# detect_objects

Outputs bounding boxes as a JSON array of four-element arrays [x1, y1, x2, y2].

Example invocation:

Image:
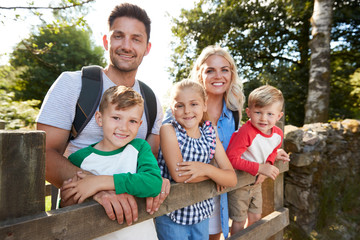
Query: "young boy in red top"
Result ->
[[226, 85, 286, 235]]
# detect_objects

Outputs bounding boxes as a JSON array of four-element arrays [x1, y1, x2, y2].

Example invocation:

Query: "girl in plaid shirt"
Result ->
[[155, 79, 237, 240]]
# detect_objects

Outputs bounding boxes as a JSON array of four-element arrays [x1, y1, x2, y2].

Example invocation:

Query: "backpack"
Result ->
[[70, 66, 157, 140]]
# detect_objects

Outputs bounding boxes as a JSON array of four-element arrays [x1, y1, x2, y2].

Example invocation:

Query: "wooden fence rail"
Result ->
[[0, 130, 289, 240]]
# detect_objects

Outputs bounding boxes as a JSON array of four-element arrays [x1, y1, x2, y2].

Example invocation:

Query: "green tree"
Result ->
[[0, 0, 95, 24], [170, 0, 360, 126], [9, 23, 105, 102]]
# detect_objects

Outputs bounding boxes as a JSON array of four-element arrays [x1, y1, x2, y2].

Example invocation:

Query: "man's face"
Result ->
[[104, 16, 151, 73]]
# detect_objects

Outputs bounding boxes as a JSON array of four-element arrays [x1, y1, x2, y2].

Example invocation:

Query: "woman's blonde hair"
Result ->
[[190, 45, 245, 114]]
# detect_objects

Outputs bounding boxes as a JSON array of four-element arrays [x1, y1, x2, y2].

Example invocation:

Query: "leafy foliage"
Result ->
[[0, 0, 102, 129], [9, 23, 106, 102], [0, 0, 95, 25], [170, 0, 360, 126], [0, 89, 40, 130]]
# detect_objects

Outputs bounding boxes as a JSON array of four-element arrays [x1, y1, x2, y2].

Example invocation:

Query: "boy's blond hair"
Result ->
[[248, 85, 284, 109], [99, 86, 144, 114]]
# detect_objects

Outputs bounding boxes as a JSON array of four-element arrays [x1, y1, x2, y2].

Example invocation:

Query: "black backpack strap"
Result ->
[[138, 80, 157, 139], [231, 110, 240, 131], [70, 66, 103, 140]]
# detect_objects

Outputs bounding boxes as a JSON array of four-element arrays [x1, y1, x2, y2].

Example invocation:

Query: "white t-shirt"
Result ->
[[36, 70, 163, 157]]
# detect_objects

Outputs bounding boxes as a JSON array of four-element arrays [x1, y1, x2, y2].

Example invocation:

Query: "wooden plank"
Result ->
[[261, 178, 275, 217], [271, 170, 285, 240], [259, 162, 288, 217], [0, 161, 288, 239], [228, 208, 289, 240], [262, 165, 286, 240], [0, 131, 46, 221]]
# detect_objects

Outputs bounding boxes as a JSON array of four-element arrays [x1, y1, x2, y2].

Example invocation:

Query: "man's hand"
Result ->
[[93, 191, 138, 225], [146, 178, 170, 215]]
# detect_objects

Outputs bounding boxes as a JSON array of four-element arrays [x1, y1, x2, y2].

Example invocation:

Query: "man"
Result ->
[[36, 3, 169, 227]]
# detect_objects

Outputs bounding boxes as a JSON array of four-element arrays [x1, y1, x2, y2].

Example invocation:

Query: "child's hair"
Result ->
[[170, 79, 207, 105], [248, 85, 284, 109], [170, 79, 208, 125], [99, 86, 144, 114]]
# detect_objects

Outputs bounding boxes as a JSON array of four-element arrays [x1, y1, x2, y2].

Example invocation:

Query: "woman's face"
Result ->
[[201, 55, 232, 96]]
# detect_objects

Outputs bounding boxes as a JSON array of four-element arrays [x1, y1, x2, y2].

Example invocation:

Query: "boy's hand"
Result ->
[[61, 172, 100, 203], [146, 178, 170, 215], [60, 173, 81, 207], [276, 149, 290, 163], [258, 163, 279, 180], [254, 174, 267, 185]]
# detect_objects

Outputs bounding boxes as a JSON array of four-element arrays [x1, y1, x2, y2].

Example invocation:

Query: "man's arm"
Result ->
[[145, 133, 170, 214], [39, 122, 140, 225], [37, 123, 81, 188], [146, 133, 160, 159]]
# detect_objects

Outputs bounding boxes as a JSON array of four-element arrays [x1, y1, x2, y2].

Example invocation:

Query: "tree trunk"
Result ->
[[304, 0, 334, 124]]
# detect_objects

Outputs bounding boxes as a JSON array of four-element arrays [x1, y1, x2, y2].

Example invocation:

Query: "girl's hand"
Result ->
[[176, 161, 208, 183], [216, 184, 227, 192]]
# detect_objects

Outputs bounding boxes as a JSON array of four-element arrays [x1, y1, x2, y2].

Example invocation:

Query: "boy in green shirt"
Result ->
[[62, 86, 162, 239]]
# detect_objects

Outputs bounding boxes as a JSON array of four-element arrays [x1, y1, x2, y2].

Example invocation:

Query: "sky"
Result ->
[[0, 0, 197, 103]]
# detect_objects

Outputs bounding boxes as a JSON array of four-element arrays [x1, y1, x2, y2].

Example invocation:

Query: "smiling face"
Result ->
[[246, 101, 283, 135], [200, 55, 232, 97], [171, 87, 207, 135], [103, 16, 151, 73], [95, 103, 143, 151]]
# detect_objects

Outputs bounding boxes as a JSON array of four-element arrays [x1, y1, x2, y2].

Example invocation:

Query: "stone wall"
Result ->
[[283, 119, 360, 237]]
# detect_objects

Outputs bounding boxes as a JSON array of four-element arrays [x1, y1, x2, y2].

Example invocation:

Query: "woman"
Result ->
[[191, 45, 244, 240]]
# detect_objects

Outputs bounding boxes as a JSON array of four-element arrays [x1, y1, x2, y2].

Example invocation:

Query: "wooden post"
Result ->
[[0, 130, 46, 221], [261, 108, 286, 240]]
